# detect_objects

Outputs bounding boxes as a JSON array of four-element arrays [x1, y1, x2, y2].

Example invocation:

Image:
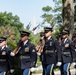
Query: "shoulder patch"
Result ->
[[32, 49, 35, 52]]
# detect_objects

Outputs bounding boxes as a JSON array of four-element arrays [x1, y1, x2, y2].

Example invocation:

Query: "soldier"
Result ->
[[36, 32, 46, 75], [36, 32, 45, 56], [60, 29, 75, 75], [0, 37, 14, 75], [71, 34, 76, 67], [11, 31, 37, 75], [42, 27, 61, 75]]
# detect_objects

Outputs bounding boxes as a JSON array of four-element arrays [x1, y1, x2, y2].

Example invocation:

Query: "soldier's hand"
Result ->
[[56, 62, 62, 66], [10, 69, 14, 73], [71, 62, 76, 67], [37, 52, 41, 56], [10, 52, 15, 56], [65, 44, 69, 47], [30, 67, 36, 72]]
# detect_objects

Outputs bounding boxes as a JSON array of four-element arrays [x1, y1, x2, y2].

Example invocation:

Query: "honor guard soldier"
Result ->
[[60, 29, 75, 75], [36, 32, 46, 75], [36, 32, 45, 56], [42, 27, 61, 75], [0, 37, 14, 75], [11, 31, 37, 75], [71, 34, 76, 67]]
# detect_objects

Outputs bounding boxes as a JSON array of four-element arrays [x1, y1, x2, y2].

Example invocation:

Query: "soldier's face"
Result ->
[[0, 41, 7, 47], [45, 31, 52, 38], [62, 34, 67, 38], [21, 36, 28, 42], [40, 36, 44, 40]]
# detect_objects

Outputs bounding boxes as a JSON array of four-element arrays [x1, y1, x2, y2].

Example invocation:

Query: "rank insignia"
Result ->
[[32, 49, 35, 52], [50, 42, 52, 46], [2, 51, 6, 55], [25, 47, 29, 52], [65, 43, 69, 47]]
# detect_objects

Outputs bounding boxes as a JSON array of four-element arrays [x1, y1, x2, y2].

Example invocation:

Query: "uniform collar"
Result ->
[[47, 36, 52, 40], [23, 40, 28, 46], [1, 45, 7, 50], [1, 46, 5, 50], [64, 38, 68, 43]]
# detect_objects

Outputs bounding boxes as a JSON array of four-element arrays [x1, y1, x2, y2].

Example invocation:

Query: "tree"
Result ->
[[42, 0, 75, 39], [62, 0, 74, 38], [41, 6, 54, 27], [41, 0, 62, 27], [0, 11, 24, 44], [74, 0, 76, 28], [41, 0, 63, 38]]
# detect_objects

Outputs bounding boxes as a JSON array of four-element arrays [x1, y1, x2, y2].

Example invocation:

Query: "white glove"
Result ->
[[37, 52, 41, 56], [30, 67, 36, 72], [10, 69, 14, 73], [71, 62, 76, 67], [57, 62, 62, 66], [10, 52, 15, 56]]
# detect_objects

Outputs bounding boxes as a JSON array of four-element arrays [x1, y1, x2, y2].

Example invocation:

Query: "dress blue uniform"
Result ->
[[37, 32, 46, 75], [60, 30, 75, 75], [16, 31, 37, 75], [0, 37, 14, 75], [42, 27, 61, 75], [72, 34, 76, 63]]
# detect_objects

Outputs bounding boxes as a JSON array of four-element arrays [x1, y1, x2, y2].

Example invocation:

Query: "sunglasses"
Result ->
[[0, 40, 5, 43], [21, 34, 28, 37], [45, 30, 50, 33]]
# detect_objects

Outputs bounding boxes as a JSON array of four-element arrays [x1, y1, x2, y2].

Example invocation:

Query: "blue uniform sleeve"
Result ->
[[30, 44, 37, 67], [6, 46, 14, 69], [70, 42, 76, 62], [54, 39, 61, 62]]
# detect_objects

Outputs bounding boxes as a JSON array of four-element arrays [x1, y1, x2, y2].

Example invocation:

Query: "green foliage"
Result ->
[[52, 26, 62, 38], [41, 0, 63, 38], [29, 33, 40, 46], [42, 6, 52, 12], [7, 42, 16, 50], [0, 11, 24, 44], [41, 0, 62, 27]]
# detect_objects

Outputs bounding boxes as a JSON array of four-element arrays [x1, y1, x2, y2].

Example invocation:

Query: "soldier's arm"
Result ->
[[54, 39, 61, 62], [70, 42, 76, 62], [6, 46, 14, 69], [30, 44, 37, 67]]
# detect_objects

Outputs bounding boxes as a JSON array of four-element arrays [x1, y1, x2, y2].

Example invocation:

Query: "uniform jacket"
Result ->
[[74, 46, 76, 62], [17, 41, 37, 70], [70, 41, 76, 62], [0, 46, 14, 71], [61, 38, 74, 63], [43, 37, 61, 65]]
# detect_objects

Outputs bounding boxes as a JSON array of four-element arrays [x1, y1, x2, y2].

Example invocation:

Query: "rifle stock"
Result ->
[[12, 40, 23, 55], [36, 37, 45, 54], [12, 24, 41, 55]]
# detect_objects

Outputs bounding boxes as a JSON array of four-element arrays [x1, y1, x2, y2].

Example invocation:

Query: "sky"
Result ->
[[0, 0, 54, 32]]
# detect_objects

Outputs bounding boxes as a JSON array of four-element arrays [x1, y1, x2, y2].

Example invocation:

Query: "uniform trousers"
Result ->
[[22, 68, 31, 75], [43, 64, 55, 75], [60, 63, 71, 75], [42, 64, 46, 75], [0, 72, 4, 75]]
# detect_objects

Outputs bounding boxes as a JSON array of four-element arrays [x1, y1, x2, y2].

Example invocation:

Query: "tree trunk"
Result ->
[[62, 0, 74, 39]]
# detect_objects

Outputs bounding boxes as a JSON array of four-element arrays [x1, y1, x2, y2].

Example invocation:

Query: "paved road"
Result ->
[[32, 65, 76, 75], [33, 69, 76, 75]]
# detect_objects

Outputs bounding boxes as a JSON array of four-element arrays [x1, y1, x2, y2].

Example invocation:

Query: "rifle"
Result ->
[[36, 33, 46, 54], [32, 24, 40, 31], [11, 40, 23, 55], [11, 24, 41, 55]]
